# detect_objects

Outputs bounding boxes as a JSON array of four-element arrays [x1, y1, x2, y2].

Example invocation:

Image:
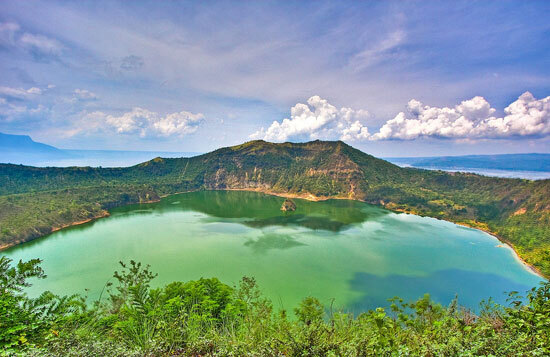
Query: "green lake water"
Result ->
[[3, 190, 543, 313]]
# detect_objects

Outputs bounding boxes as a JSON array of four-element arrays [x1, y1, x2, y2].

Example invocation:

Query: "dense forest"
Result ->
[[1, 257, 549, 356], [1, 140, 549, 276]]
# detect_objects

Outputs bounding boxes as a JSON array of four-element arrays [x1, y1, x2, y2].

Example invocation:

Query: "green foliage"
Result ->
[[2, 258, 548, 356], [0, 184, 160, 249], [506, 283, 550, 353], [0, 257, 83, 354], [294, 297, 324, 326], [0, 256, 45, 351]]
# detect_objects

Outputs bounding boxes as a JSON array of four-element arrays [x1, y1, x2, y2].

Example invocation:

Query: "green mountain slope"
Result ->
[[1, 140, 549, 276]]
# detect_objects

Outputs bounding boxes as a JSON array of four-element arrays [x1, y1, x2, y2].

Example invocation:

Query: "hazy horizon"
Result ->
[[2, 131, 549, 180]]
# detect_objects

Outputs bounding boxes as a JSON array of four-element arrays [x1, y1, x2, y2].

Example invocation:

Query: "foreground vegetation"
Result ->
[[1, 257, 549, 356], [1, 140, 549, 276]]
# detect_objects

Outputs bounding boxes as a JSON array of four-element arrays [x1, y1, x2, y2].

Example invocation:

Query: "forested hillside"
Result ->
[[1, 140, 549, 276]]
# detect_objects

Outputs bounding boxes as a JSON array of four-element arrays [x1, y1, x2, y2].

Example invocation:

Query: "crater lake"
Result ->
[[4, 190, 543, 313]]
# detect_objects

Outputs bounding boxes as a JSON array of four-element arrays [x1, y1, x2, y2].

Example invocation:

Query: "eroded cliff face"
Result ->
[[203, 166, 365, 197]]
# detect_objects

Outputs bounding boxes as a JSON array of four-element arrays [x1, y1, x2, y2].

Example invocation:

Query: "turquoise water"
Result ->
[[3, 190, 543, 313]]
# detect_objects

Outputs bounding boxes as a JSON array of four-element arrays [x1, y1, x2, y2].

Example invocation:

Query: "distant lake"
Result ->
[[403, 166, 550, 180], [3, 191, 543, 313], [386, 154, 550, 180]]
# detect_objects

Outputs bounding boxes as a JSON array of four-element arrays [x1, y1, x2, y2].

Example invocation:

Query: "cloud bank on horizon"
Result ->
[[0, 0, 548, 155], [251, 92, 550, 142]]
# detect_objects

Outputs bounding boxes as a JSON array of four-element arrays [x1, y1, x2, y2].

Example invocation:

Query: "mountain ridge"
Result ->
[[0, 132, 199, 167], [0, 140, 549, 277], [0, 132, 65, 154]]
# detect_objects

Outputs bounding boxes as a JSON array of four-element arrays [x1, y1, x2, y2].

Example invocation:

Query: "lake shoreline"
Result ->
[[221, 188, 545, 279], [51, 212, 111, 233], [0, 211, 111, 252], [1, 188, 546, 280], [458, 224, 543, 278]]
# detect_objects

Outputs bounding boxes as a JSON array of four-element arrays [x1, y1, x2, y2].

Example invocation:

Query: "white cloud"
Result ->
[[20, 33, 64, 55], [0, 21, 63, 56], [370, 92, 550, 140], [0, 22, 20, 46], [348, 30, 406, 71], [0, 86, 42, 99], [250, 96, 370, 142], [473, 92, 550, 138], [79, 107, 205, 138], [0, 100, 49, 123], [251, 92, 550, 142], [26, 87, 42, 95], [149, 111, 204, 137], [73, 88, 98, 100]]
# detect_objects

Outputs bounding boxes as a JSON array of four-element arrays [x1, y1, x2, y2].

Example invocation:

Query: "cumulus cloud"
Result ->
[[370, 92, 550, 140], [473, 92, 550, 138], [0, 86, 42, 99], [250, 92, 550, 142], [81, 108, 205, 138], [73, 89, 98, 100], [250, 96, 370, 142], [0, 85, 53, 125]]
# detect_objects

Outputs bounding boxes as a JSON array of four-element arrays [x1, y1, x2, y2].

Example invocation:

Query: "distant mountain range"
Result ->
[[2, 132, 548, 176], [0, 132, 67, 155], [0, 132, 198, 167]]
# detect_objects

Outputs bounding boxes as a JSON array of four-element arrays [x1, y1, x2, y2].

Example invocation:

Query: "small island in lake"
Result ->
[[281, 198, 296, 212]]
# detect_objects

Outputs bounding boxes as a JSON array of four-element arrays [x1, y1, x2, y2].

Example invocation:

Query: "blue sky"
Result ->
[[0, 0, 549, 156]]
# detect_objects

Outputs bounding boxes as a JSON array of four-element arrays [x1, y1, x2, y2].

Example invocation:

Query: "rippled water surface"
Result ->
[[4, 191, 543, 312]]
